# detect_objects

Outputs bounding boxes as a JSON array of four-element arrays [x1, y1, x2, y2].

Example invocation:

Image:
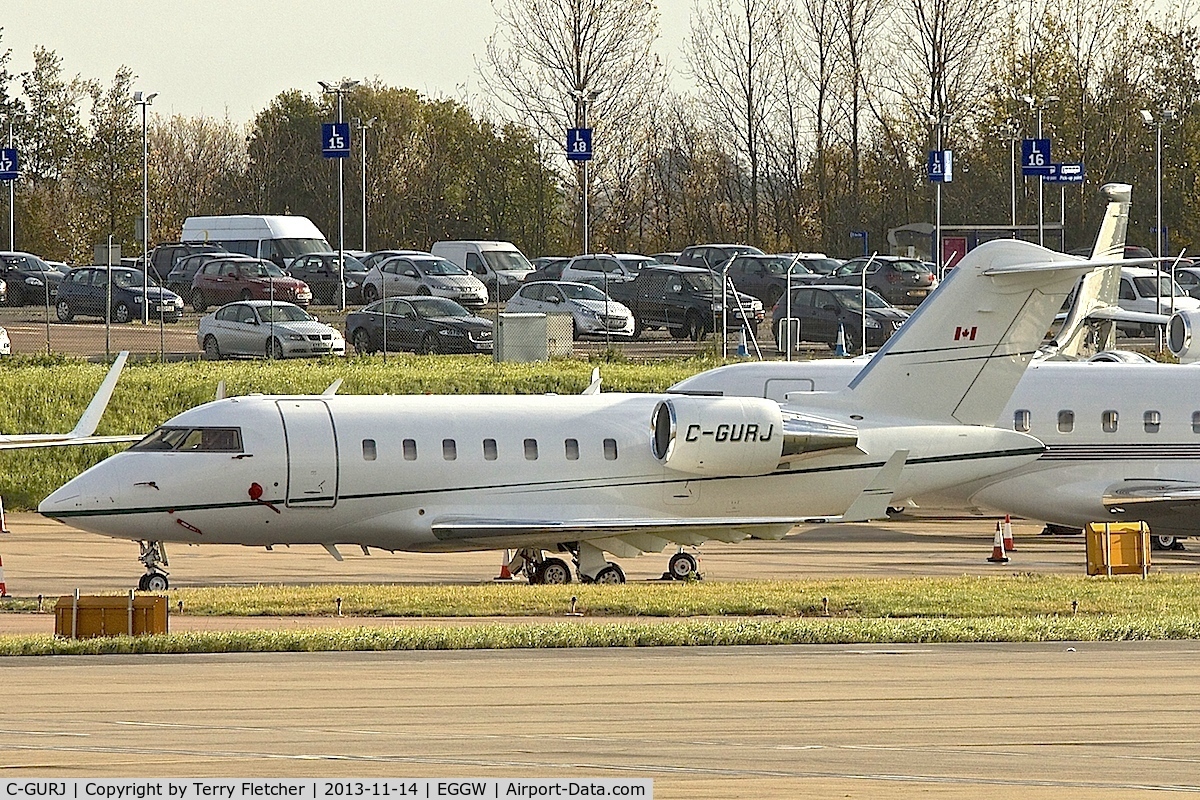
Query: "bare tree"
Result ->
[[687, 0, 784, 245], [480, 0, 665, 250]]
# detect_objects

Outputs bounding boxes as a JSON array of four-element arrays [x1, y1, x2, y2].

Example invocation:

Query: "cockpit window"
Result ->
[[131, 426, 243, 452]]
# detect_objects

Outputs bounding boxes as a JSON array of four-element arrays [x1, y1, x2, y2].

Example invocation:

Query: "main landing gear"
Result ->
[[137, 540, 170, 591], [508, 542, 627, 585]]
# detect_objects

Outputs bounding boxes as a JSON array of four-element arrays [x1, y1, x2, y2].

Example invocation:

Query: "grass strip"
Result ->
[[2, 614, 1200, 656], [3, 575, 1189, 619]]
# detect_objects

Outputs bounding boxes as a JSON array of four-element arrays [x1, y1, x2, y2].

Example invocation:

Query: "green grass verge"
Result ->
[[2, 614, 1199, 656], [6, 575, 1199, 618], [0, 354, 716, 509]]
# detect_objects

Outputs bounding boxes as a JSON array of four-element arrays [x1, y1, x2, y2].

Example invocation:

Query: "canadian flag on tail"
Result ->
[[954, 326, 978, 341]]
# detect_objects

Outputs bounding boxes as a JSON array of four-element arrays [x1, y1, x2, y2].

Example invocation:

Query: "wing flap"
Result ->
[[430, 516, 799, 551]]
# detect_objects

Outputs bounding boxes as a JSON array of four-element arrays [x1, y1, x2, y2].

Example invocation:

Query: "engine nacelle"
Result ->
[[1168, 310, 1200, 363], [652, 397, 785, 476]]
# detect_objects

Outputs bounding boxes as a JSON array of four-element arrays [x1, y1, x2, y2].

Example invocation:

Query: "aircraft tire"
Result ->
[[144, 572, 169, 592], [540, 558, 572, 585], [668, 551, 698, 580], [593, 563, 626, 585]]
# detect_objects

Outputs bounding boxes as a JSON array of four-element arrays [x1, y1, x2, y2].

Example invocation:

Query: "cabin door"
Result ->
[[276, 399, 339, 507]]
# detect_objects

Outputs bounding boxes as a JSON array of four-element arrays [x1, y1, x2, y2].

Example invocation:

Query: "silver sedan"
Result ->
[[197, 300, 346, 360], [504, 281, 635, 339]]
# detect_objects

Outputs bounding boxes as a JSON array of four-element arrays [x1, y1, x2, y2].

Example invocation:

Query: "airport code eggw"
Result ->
[[1, 782, 652, 800]]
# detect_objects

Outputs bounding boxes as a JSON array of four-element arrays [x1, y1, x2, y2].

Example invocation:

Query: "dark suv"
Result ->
[[607, 265, 764, 341], [724, 254, 821, 307], [287, 252, 370, 305], [140, 241, 224, 283], [820, 256, 936, 305], [56, 266, 184, 323], [0, 251, 67, 306], [675, 244, 764, 271], [772, 285, 909, 352]]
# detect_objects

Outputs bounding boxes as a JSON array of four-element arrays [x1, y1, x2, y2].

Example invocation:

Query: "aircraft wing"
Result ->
[[1082, 306, 1169, 325], [0, 434, 144, 450], [430, 516, 798, 555], [1102, 479, 1200, 536]]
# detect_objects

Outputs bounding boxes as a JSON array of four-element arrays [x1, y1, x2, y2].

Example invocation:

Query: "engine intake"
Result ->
[[1169, 310, 1200, 363], [651, 397, 858, 476]]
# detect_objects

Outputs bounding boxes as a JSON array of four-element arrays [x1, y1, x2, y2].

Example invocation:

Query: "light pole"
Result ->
[[1021, 94, 1058, 246], [134, 91, 157, 322], [354, 116, 377, 251], [320, 79, 360, 311], [1142, 107, 1176, 351], [571, 88, 599, 254], [5, 111, 19, 250], [929, 113, 951, 279], [995, 118, 1021, 228]]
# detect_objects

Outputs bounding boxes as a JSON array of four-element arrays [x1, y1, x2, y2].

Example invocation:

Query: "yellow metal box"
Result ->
[[54, 594, 168, 638], [1085, 522, 1151, 577]]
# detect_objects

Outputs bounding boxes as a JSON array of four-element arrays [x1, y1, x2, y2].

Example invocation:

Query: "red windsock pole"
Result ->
[[988, 525, 1009, 564]]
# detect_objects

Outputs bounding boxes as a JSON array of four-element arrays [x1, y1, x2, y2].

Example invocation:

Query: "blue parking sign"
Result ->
[[322, 123, 351, 159], [567, 127, 592, 161], [0, 148, 17, 181], [928, 150, 952, 183], [1021, 138, 1052, 175]]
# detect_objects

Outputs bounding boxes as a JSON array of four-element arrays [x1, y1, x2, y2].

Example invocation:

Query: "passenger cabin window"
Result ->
[[604, 438, 618, 460], [1144, 410, 1162, 434], [362, 439, 377, 461], [403, 438, 417, 460], [1193, 411, 1200, 434], [565, 438, 580, 460], [131, 426, 243, 453], [483, 438, 498, 460], [1056, 410, 1074, 434], [443, 439, 457, 461], [1102, 410, 1119, 433], [1013, 410, 1031, 433], [524, 438, 539, 460]]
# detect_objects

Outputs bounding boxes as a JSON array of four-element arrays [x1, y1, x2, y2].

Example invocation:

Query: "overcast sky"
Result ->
[[3, 0, 693, 123]]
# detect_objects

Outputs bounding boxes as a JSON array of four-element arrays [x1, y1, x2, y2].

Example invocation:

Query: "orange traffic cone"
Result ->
[[0, 555, 7, 596], [1002, 514, 1015, 552], [987, 525, 1009, 564], [494, 549, 514, 581]]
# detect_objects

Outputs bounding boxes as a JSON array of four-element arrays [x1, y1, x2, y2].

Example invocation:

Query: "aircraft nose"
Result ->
[[38, 468, 114, 517]]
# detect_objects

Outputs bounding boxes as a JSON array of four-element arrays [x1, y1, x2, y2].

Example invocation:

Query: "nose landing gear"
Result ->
[[137, 540, 170, 591]]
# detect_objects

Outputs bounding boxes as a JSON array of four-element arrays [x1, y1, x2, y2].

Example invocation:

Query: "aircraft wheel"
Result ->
[[1152, 534, 1180, 551], [540, 558, 572, 585], [144, 572, 169, 592], [668, 551, 698, 580], [593, 563, 626, 585]]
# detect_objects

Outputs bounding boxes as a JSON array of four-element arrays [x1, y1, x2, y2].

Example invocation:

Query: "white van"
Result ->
[[181, 215, 331, 268], [430, 240, 535, 301], [1117, 266, 1200, 334]]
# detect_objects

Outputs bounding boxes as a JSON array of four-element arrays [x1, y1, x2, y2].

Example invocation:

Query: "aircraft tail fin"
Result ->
[[828, 240, 1096, 425], [67, 351, 129, 439], [1044, 182, 1131, 358]]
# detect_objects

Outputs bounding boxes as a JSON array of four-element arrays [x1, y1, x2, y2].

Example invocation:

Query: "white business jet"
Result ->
[[40, 245, 1096, 590], [1, 352, 139, 450], [671, 186, 1200, 549]]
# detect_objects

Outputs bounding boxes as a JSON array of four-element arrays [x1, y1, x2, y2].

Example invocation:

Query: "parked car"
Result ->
[[190, 257, 312, 312], [605, 264, 764, 341], [56, 266, 184, 323], [1171, 264, 1200, 299], [505, 281, 635, 339], [772, 285, 909, 352], [820, 255, 936, 305], [1117, 266, 1200, 334], [430, 240, 536, 301], [0, 325, 9, 355], [723, 254, 822, 307], [651, 252, 681, 264], [675, 244, 765, 271], [362, 254, 488, 308], [560, 253, 657, 288], [778, 253, 843, 275], [0, 251, 66, 306], [529, 257, 571, 282], [345, 296, 494, 355], [287, 252, 370, 305], [138, 241, 225, 283], [165, 251, 246, 303], [0, 278, 6, 305], [198, 301, 345, 360]]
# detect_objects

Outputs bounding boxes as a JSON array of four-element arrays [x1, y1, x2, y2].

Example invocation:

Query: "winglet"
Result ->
[[840, 450, 909, 522], [322, 379, 343, 396], [67, 352, 129, 439], [581, 367, 601, 395], [215, 381, 226, 401]]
